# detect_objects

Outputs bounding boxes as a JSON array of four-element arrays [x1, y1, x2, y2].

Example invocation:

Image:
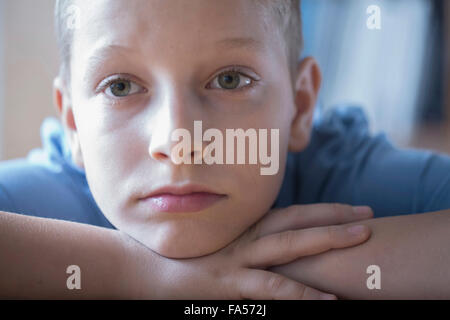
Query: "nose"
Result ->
[[148, 85, 204, 164]]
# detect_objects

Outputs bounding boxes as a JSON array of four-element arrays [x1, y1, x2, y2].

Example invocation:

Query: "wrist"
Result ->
[[115, 230, 165, 299]]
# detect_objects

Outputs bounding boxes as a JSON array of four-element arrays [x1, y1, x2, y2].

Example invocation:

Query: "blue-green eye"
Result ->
[[104, 78, 144, 97], [209, 71, 253, 90]]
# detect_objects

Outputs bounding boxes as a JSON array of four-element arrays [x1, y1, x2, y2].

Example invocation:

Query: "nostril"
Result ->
[[191, 149, 203, 163], [152, 151, 169, 161]]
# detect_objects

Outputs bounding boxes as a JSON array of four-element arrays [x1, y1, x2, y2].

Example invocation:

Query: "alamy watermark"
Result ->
[[367, 5, 381, 30], [66, 5, 82, 30], [170, 121, 279, 176], [366, 264, 381, 290], [66, 265, 81, 290]]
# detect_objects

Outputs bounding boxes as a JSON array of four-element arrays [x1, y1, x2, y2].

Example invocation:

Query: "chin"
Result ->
[[150, 238, 224, 259], [155, 245, 219, 259], [142, 222, 234, 259]]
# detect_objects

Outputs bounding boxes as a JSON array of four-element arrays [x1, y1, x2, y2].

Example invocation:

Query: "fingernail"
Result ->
[[353, 206, 372, 215], [320, 293, 337, 300], [347, 225, 367, 235]]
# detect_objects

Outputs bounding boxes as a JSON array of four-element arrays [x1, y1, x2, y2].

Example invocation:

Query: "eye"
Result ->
[[102, 78, 145, 97], [208, 70, 254, 90]]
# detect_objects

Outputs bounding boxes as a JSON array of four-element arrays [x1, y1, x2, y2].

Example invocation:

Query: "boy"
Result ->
[[1, 0, 450, 299]]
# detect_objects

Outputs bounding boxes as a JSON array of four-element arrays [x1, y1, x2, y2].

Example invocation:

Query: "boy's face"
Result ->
[[58, 0, 320, 258]]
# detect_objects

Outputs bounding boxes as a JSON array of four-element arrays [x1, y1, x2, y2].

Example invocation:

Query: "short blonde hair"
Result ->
[[255, 0, 303, 77], [55, 0, 303, 85]]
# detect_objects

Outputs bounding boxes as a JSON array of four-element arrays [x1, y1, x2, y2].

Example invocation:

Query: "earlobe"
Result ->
[[53, 78, 64, 115], [53, 77, 85, 169], [53, 77, 77, 131], [288, 57, 322, 152]]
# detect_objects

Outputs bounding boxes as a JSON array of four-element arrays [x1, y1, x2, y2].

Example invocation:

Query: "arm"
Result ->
[[0, 205, 372, 299], [0, 210, 155, 299], [271, 210, 450, 299]]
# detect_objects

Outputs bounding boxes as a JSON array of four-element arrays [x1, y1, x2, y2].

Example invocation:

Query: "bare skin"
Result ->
[[0, 204, 372, 299], [271, 209, 450, 299]]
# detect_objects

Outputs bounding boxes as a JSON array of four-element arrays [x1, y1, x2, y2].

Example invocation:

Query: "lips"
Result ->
[[139, 184, 226, 213]]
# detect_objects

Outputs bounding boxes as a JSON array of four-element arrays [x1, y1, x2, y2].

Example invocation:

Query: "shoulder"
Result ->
[[284, 106, 450, 216], [0, 118, 113, 228], [277, 106, 376, 207], [0, 158, 76, 216], [0, 158, 112, 228]]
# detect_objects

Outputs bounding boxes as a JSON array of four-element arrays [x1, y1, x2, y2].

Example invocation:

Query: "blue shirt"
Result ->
[[1, 106, 450, 228]]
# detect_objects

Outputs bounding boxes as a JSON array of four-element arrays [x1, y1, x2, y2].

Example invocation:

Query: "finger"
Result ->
[[232, 268, 337, 300], [241, 224, 370, 268], [256, 203, 373, 238]]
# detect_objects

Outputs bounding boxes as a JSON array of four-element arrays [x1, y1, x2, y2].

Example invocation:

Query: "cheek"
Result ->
[[73, 104, 147, 215], [85, 132, 142, 210], [224, 125, 290, 221], [233, 165, 284, 206]]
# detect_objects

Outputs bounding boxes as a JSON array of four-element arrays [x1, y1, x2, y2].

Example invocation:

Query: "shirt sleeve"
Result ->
[[0, 158, 115, 228], [416, 152, 450, 213], [0, 182, 18, 214], [351, 138, 450, 217]]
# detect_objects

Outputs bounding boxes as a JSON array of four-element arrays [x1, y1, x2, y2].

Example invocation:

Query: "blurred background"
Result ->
[[0, 0, 449, 161], [0, 0, 58, 161], [302, 0, 450, 153]]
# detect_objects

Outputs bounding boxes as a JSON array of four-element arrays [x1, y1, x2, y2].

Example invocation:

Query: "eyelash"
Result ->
[[96, 76, 144, 96], [96, 67, 259, 98], [206, 67, 259, 92]]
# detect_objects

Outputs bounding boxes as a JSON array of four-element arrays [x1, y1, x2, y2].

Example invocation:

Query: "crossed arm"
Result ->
[[272, 209, 450, 299], [1, 204, 450, 299], [0, 204, 371, 299]]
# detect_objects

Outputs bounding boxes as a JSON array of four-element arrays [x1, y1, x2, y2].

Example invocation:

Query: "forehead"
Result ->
[[71, 0, 283, 70]]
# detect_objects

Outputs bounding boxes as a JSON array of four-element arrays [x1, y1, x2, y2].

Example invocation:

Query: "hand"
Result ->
[[151, 203, 373, 300]]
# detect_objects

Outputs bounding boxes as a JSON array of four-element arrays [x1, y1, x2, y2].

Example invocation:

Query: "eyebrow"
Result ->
[[83, 44, 134, 81], [215, 37, 265, 52], [83, 38, 264, 81]]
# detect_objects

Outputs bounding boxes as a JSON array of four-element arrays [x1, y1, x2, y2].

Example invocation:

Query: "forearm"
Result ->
[[0, 210, 164, 299], [271, 210, 450, 299]]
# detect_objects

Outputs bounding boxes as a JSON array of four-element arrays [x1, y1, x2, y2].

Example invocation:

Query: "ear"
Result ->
[[53, 77, 85, 169], [288, 57, 322, 152]]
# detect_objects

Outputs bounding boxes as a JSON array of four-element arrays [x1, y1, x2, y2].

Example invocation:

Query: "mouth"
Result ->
[[139, 184, 227, 213]]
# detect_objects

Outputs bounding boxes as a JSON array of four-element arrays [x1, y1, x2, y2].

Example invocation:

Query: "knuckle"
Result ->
[[284, 205, 300, 217], [331, 203, 346, 219], [325, 225, 336, 242], [278, 230, 296, 249], [296, 285, 308, 300], [227, 269, 243, 299], [266, 275, 286, 293], [289, 204, 302, 213]]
